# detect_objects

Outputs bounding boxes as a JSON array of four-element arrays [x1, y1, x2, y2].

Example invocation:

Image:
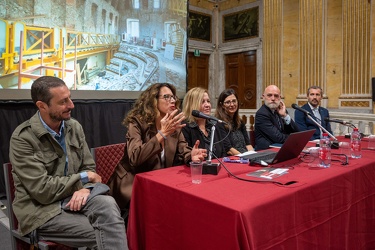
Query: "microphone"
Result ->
[[192, 110, 227, 124], [291, 103, 311, 116], [324, 117, 351, 125], [191, 110, 222, 175]]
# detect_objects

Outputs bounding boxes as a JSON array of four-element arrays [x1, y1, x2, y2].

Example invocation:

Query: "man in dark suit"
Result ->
[[294, 86, 333, 140], [254, 85, 299, 150]]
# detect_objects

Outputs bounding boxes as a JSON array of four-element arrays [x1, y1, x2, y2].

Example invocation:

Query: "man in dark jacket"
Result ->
[[295, 86, 333, 140], [254, 85, 299, 150]]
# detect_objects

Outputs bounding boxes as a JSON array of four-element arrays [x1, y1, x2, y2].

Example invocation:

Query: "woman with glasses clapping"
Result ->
[[215, 88, 254, 156], [108, 83, 206, 219]]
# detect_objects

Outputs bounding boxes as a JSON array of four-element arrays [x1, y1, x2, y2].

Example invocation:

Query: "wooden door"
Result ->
[[225, 51, 257, 109], [187, 52, 209, 91]]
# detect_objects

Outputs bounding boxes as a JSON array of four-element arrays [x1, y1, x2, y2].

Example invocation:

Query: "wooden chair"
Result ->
[[91, 143, 126, 184], [3, 163, 75, 250]]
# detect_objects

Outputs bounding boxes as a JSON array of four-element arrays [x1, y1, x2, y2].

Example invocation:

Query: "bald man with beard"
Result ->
[[254, 85, 299, 150]]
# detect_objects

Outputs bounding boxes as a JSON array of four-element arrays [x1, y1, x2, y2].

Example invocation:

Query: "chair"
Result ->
[[3, 163, 75, 250], [91, 143, 126, 184], [91, 143, 130, 229]]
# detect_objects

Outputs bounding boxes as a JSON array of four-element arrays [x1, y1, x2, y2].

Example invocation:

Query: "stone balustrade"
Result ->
[[212, 109, 375, 136]]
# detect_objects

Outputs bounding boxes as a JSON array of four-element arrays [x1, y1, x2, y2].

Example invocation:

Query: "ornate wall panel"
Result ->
[[263, 0, 282, 87], [341, 0, 371, 97], [299, 0, 326, 97]]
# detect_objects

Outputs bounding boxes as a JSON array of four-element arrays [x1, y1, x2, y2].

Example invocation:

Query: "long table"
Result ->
[[127, 141, 375, 249]]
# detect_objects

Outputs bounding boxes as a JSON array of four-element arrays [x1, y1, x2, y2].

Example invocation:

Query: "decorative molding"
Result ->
[[339, 99, 372, 109]]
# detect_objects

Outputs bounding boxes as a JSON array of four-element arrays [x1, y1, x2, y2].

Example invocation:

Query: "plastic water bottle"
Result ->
[[350, 128, 362, 159], [319, 133, 331, 168]]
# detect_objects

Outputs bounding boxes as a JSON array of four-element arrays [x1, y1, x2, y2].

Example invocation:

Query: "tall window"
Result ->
[[127, 19, 139, 38], [133, 0, 140, 9], [154, 0, 160, 9]]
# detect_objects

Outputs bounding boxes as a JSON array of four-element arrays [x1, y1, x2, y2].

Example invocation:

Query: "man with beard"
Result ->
[[9, 76, 128, 249], [294, 85, 333, 140], [254, 85, 299, 150]]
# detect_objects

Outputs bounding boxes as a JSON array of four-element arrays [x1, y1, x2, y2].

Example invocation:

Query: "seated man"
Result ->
[[294, 86, 333, 140], [9, 76, 128, 249], [254, 85, 299, 150]]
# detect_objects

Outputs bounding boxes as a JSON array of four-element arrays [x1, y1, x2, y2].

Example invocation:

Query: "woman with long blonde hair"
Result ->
[[182, 87, 227, 159]]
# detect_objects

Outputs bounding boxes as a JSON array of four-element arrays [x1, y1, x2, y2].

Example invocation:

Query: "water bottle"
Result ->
[[319, 133, 331, 168], [350, 128, 362, 159]]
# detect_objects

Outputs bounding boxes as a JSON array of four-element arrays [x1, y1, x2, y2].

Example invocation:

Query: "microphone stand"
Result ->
[[202, 120, 221, 175], [306, 113, 339, 149], [341, 123, 358, 138]]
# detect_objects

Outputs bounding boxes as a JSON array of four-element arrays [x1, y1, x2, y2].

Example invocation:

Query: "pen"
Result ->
[[223, 157, 249, 164]]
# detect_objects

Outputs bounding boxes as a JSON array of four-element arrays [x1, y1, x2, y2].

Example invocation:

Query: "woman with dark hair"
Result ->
[[108, 83, 206, 215], [215, 88, 254, 155]]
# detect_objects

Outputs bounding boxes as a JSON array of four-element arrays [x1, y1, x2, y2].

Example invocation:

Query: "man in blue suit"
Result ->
[[294, 86, 333, 140]]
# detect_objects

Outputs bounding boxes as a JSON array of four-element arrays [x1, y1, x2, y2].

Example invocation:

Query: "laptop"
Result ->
[[242, 129, 316, 165]]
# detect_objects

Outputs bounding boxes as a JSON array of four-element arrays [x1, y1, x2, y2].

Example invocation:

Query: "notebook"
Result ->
[[242, 129, 316, 165]]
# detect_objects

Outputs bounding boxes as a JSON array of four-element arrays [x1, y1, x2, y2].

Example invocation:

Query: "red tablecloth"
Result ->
[[127, 141, 375, 250]]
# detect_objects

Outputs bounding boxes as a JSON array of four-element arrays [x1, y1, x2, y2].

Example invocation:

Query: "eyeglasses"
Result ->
[[158, 94, 177, 102], [223, 99, 238, 106]]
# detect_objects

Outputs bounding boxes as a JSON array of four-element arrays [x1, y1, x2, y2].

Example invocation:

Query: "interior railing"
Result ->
[[212, 109, 375, 136]]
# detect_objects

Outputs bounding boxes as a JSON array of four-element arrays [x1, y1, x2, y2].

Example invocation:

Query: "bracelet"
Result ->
[[158, 130, 167, 140]]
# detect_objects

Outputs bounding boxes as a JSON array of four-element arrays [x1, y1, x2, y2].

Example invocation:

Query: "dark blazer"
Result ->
[[254, 104, 299, 150], [294, 103, 333, 140], [182, 121, 227, 159]]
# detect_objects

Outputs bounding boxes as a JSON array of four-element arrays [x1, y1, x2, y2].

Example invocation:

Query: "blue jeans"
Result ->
[[38, 195, 128, 249]]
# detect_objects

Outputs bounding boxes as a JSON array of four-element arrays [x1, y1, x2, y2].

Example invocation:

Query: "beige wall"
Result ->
[[190, 0, 374, 113]]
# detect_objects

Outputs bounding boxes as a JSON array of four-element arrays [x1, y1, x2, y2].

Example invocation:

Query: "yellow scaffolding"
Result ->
[[17, 30, 76, 88], [0, 19, 120, 88]]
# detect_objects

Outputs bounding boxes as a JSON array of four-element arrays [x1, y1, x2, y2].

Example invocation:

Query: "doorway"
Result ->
[[187, 52, 209, 91], [225, 50, 257, 109]]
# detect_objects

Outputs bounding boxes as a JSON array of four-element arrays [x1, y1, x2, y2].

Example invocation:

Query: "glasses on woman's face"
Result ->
[[223, 99, 238, 106], [158, 94, 177, 102]]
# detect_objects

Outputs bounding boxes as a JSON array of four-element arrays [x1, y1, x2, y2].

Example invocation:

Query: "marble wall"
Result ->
[[189, 0, 375, 113]]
